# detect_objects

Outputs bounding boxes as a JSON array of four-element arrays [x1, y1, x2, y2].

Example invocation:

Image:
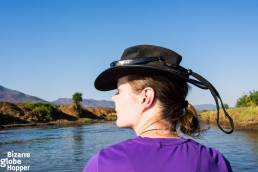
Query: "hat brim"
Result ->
[[94, 65, 190, 91]]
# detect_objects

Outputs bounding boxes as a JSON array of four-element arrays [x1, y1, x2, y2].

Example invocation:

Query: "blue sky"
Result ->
[[1, 0, 257, 107]]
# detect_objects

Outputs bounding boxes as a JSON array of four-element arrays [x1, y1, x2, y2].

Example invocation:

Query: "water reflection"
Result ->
[[71, 126, 85, 162], [242, 129, 258, 143], [241, 130, 258, 162]]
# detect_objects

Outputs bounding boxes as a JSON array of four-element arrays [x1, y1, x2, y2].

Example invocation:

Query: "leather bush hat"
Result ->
[[94, 44, 234, 134], [95, 45, 204, 91]]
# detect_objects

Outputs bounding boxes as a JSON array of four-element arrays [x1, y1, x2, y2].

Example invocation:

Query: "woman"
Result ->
[[83, 45, 234, 172]]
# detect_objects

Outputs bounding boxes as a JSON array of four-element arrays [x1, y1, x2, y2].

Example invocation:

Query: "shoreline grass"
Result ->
[[0, 118, 108, 129], [200, 107, 258, 130]]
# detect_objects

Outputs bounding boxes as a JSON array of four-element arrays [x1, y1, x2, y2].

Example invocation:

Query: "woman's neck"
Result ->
[[139, 128, 180, 138], [135, 119, 179, 138]]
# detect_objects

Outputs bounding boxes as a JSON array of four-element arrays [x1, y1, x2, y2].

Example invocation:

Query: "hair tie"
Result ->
[[182, 100, 188, 109]]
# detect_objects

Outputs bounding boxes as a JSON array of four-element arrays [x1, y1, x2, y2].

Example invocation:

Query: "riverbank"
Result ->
[[0, 101, 116, 128], [200, 106, 258, 130], [0, 118, 110, 129]]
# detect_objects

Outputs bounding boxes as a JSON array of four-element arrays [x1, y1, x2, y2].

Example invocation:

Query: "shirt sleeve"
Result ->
[[198, 147, 232, 172], [82, 153, 99, 172]]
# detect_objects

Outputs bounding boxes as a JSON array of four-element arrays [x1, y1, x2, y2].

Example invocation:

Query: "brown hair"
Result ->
[[127, 74, 202, 137]]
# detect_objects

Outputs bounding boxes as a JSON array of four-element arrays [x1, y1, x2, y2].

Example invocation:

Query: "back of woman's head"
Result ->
[[127, 74, 202, 137]]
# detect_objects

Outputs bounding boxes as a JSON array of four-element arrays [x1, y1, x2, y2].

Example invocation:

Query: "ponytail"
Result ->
[[179, 104, 202, 137]]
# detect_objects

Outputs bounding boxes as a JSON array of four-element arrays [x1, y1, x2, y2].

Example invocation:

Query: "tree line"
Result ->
[[236, 90, 258, 108]]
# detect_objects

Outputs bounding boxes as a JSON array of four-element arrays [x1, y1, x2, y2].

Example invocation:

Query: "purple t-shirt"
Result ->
[[83, 136, 232, 172]]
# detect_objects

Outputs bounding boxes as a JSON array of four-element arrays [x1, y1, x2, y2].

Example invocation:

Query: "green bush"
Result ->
[[22, 102, 55, 121], [72, 92, 83, 105], [72, 92, 83, 117], [223, 104, 229, 109], [236, 90, 258, 108]]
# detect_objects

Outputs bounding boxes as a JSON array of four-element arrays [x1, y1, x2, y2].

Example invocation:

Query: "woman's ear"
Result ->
[[139, 87, 155, 110]]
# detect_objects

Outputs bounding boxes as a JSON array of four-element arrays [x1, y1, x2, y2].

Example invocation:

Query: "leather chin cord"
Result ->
[[186, 68, 234, 134]]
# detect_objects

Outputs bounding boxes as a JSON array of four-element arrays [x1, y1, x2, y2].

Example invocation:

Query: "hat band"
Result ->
[[110, 56, 207, 89], [110, 56, 179, 68]]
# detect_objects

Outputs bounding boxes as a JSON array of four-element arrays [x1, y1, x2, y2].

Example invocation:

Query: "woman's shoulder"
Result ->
[[185, 139, 232, 172], [183, 139, 225, 157], [96, 137, 136, 160], [84, 138, 136, 172]]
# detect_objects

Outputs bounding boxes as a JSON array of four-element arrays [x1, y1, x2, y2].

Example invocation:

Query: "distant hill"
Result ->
[[194, 104, 216, 111], [0, 85, 47, 103], [51, 98, 72, 105], [52, 98, 115, 108], [83, 99, 115, 108], [0, 85, 115, 108]]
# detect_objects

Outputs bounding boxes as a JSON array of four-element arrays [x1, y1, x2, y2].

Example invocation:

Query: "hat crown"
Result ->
[[121, 45, 182, 66]]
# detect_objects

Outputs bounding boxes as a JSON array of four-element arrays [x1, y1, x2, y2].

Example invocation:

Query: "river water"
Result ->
[[0, 122, 257, 172]]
